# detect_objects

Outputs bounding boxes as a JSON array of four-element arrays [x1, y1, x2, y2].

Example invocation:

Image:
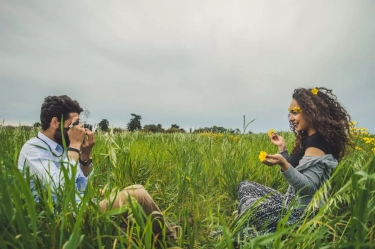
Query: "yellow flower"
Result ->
[[372, 148, 375, 154], [311, 88, 319, 95], [259, 151, 267, 162], [348, 121, 357, 126], [355, 146, 363, 151], [268, 129, 275, 136], [361, 128, 367, 131], [185, 176, 191, 183], [362, 131, 369, 136], [288, 106, 302, 112]]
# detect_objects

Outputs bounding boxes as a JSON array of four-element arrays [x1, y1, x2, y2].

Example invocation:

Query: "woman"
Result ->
[[235, 87, 351, 239]]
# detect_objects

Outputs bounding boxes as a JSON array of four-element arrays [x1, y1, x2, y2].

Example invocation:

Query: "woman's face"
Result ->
[[289, 99, 314, 135]]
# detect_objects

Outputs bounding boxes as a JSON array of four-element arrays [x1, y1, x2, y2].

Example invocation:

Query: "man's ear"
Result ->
[[50, 117, 59, 129]]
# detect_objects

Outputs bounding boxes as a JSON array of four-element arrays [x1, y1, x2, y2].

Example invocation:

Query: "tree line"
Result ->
[[96, 113, 243, 134], [29, 113, 245, 134]]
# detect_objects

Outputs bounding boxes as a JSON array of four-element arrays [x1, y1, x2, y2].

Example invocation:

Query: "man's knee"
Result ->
[[124, 184, 144, 191], [125, 186, 150, 205], [98, 185, 152, 212]]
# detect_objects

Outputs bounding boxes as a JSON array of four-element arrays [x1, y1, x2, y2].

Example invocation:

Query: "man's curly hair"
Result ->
[[290, 87, 352, 162], [40, 95, 83, 130]]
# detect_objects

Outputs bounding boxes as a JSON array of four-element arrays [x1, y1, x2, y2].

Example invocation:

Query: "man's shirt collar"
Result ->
[[37, 131, 64, 156]]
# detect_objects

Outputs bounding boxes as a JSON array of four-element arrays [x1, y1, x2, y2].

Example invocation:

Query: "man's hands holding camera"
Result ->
[[67, 117, 87, 149], [67, 117, 96, 175]]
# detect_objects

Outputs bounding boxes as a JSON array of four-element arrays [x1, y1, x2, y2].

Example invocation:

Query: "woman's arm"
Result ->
[[263, 147, 327, 194], [281, 160, 326, 194]]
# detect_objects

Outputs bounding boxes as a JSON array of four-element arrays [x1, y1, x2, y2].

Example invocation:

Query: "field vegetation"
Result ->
[[0, 124, 374, 248]]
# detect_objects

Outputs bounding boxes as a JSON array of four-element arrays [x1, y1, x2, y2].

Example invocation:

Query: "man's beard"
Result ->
[[54, 128, 70, 147]]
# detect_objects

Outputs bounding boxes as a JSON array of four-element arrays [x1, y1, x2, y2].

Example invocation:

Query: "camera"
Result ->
[[70, 120, 92, 131], [83, 123, 93, 131]]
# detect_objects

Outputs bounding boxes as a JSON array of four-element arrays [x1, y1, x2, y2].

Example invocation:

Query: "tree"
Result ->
[[143, 124, 164, 133], [33, 122, 41, 128], [127, 113, 142, 131], [166, 124, 186, 133], [98, 119, 109, 132], [193, 126, 228, 133], [113, 127, 125, 133]]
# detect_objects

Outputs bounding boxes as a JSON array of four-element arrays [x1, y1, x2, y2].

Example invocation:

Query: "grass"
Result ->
[[0, 126, 374, 248]]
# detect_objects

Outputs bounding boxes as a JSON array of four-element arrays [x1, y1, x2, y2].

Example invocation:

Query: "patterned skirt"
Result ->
[[237, 180, 303, 237], [210, 180, 304, 239]]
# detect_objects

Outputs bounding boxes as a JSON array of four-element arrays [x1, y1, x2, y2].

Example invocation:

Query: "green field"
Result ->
[[0, 126, 374, 248]]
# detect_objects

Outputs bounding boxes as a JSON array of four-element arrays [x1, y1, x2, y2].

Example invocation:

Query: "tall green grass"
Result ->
[[0, 126, 374, 248]]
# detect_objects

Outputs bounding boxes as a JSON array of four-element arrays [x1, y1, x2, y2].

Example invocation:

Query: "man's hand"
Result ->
[[81, 129, 95, 159], [67, 117, 86, 149], [269, 132, 286, 151], [262, 154, 290, 171], [66, 117, 85, 163]]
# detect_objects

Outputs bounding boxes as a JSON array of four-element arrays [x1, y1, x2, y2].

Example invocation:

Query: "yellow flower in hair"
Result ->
[[268, 129, 275, 137], [259, 151, 267, 162], [311, 88, 319, 95], [288, 106, 302, 112]]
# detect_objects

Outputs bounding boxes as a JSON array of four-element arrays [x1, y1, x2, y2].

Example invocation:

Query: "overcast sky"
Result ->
[[1, 0, 374, 133]]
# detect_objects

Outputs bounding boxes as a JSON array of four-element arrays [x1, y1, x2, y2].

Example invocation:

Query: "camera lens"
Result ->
[[84, 124, 93, 131]]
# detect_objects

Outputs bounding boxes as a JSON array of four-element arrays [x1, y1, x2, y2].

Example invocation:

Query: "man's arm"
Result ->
[[79, 128, 95, 176], [19, 143, 64, 187], [19, 143, 92, 194], [66, 120, 95, 177]]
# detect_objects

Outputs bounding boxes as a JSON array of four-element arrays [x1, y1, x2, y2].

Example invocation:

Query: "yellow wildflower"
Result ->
[[311, 88, 319, 95], [259, 151, 267, 162], [228, 136, 239, 142], [288, 106, 302, 112], [362, 131, 369, 136], [363, 137, 374, 143], [348, 121, 357, 126], [355, 146, 362, 151], [268, 129, 275, 137], [372, 148, 375, 154], [361, 128, 367, 131]]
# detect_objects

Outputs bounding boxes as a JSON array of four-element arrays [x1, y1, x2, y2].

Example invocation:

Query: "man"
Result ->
[[18, 95, 177, 238], [18, 95, 95, 202]]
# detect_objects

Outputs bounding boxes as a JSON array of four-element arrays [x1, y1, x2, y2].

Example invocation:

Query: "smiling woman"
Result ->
[[212, 87, 353, 242]]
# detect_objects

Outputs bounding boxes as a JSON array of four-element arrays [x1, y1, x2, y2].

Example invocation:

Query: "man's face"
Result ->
[[54, 112, 79, 146]]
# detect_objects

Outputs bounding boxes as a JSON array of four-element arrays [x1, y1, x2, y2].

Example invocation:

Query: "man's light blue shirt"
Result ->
[[18, 132, 92, 204]]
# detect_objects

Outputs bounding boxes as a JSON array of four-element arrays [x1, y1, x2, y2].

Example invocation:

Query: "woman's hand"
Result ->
[[269, 132, 286, 151], [262, 154, 290, 171]]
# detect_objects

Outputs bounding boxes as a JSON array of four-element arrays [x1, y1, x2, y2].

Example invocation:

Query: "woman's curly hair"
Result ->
[[290, 87, 352, 162]]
